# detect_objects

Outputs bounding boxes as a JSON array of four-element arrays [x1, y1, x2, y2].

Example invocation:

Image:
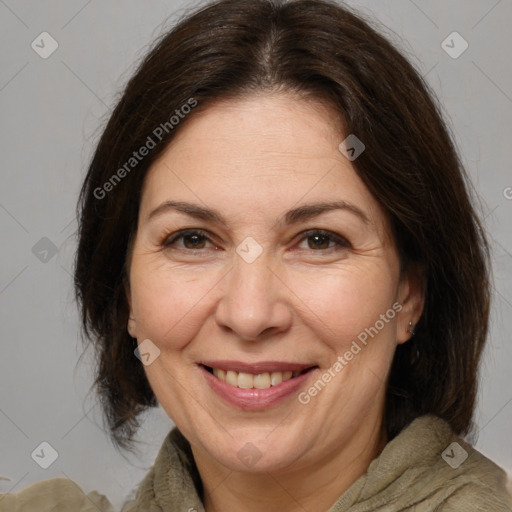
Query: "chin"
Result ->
[[194, 424, 311, 474]]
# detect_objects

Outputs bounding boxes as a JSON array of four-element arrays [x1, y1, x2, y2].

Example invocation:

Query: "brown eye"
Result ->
[[297, 229, 351, 251], [182, 232, 207, 249], [307, 234, 331, 250], [163, 229, 214, 250]]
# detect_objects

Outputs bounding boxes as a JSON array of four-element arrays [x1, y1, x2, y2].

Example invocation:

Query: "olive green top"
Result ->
[[1, 415, 511, 511]]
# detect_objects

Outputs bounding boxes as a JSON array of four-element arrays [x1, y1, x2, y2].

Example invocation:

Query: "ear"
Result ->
[[124, 275, 137, 339], [396, 264, 424, 345], [127, 316, 137, 338]]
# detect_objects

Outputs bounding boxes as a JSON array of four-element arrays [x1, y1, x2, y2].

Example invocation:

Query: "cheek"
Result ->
[[129, 258, 219, 349], [290, 263, 399, 349]]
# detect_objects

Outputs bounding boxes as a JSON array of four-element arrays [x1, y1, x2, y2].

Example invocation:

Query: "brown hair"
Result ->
[[74, 0, 490, 451]]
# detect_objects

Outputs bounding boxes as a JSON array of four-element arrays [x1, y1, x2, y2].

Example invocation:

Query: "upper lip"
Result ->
[[199, 360, 317, 374]]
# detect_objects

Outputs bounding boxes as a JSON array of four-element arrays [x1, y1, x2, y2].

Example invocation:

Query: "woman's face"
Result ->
[[127, 92, 422, 474]]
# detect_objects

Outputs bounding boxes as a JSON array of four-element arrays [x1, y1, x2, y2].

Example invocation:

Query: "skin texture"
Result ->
[[126, 92, 424, 512]]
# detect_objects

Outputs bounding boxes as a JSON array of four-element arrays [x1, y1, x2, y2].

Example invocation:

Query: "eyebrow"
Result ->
[[147, 200, 370, 226]]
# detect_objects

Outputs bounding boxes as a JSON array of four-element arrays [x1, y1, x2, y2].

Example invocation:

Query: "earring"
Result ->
[[408, 321, 415, 336]]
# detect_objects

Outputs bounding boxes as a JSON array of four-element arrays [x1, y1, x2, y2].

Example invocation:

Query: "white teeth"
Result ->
[[213, 368, 226, 381], [237, 372, 253, 388], [225, 370, 238, 386], [270, 371, 282, 386], [211, 367, 301, 389], [253, 372, 271, 389]]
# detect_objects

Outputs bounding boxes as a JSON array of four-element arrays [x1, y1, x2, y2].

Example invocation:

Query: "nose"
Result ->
[[214, 251, 293, 341]]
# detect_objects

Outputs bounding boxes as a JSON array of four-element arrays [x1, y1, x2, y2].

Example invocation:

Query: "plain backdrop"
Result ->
[[1, 0, 511, 509]]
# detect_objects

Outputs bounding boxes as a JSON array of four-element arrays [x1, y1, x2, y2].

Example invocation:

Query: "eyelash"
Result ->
[[161, 228, 351, 253]]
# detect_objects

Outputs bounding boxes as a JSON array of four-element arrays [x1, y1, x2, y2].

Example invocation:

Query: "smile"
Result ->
[[199, 361, 318, 410], [206, 367, 308, 389]]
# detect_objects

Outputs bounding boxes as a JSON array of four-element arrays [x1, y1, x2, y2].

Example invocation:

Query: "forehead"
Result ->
[[153, 92, 345, 170], [140, 92, 388, 234]]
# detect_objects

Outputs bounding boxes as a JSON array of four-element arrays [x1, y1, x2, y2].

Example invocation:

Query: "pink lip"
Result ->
[[200, 364, 318, 410]]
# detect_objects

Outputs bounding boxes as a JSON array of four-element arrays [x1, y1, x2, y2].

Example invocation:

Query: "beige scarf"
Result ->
[[1, 415, 510, 511], [122, 415, 511, 511]]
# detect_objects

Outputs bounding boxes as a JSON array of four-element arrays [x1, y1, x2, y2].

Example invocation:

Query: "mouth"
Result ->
[[201, 364, 315, 389], [198, 361, 319, 410]]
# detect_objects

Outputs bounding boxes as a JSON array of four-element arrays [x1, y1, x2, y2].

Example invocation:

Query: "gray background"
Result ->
[[1, 0, 511, 509]]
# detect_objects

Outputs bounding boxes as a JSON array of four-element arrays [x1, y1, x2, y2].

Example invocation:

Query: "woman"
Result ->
[[1, 0, 510, 510]]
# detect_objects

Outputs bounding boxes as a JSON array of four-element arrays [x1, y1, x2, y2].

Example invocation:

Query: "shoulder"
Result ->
[[407, 416, 512, 510], [0, 477, 114, 512], [356, 415, 512, 511], [433, 441, 512, 511]]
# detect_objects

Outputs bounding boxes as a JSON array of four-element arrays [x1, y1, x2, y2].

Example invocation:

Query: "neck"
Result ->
[[192, 416, 387, 512]]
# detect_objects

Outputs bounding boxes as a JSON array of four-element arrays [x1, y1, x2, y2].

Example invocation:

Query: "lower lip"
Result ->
[[201, 366, 316, 410]]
